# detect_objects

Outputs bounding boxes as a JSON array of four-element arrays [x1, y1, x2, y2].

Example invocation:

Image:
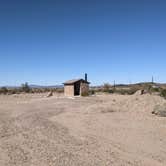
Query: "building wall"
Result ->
[[80, 83, 89, 95], [64, 85, 74, 96]]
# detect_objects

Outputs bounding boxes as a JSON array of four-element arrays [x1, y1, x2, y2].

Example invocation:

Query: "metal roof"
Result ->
[[63, 79, 90, 85]]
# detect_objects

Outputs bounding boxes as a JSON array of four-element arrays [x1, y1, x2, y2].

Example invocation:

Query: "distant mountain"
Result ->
[[0, 85, 64, 89], [0, 86, 19, 89], [29, 85, 64, 88], [1, 82, 166, 89]]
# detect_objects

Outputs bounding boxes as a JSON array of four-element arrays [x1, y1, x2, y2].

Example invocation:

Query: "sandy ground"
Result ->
[[0, 93, 166, 166]]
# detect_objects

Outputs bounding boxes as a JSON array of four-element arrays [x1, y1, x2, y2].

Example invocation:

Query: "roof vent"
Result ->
[[85, 73, 87, 82]]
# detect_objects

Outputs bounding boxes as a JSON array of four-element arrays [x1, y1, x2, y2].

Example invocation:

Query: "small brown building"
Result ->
[[63, 74, 90, 97]]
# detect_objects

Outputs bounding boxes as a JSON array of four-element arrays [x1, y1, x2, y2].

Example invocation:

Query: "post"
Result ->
[[152, 76, 154, 84], [113, 80, 116, 90]]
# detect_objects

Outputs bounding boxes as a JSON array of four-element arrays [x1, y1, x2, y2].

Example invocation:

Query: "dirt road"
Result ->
[[0, 93, 166, 166]]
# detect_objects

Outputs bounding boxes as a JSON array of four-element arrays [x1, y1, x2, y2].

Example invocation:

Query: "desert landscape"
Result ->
[[1, 0, 166, 165], [0, 92, 166, 166]]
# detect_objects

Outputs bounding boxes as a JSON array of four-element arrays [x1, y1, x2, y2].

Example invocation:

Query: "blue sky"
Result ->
[[0, 0, 166, 86]]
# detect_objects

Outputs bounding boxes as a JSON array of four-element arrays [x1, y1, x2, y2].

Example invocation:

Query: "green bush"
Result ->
[[103, 83, 111, 93], [81, 91, 89, 97], [0, 87, 8, 94], [108, 89, 114, 94], [115, 89, 126, 95], [160, 89, 166, 99], [127, 88, 139, 95], [56, 88, 64, 93], [21, 82, 31, 93], [8, 88, 19, 94], [150, 87, 160, 93], [113, 88, 138, 95], [89, 90, 95, 95]]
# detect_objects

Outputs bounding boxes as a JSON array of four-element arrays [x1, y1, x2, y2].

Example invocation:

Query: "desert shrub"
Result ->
[[32, 88, 43, 93], [115, 89, 126, 95], [150, 87, 160, 93], [142, 84, 152, 94], [56, 88, 64, 93], [103, 83, 111, 93], [160, 89, 166, 99], [89, 90, 95, 95], [8, 88, 19, 94], [51, 88, 57, 92], [81, 91, 89, 97], [147, 84, 152, 91], [0, 87, 8, 94], [108, 89, 114, 93], [21, 82, 31, 93], [127, 87, 139, 95], [94, 88, 103, 92], [31, 88, 58, 93], [113, 87, 138, 95], [152, 104, 166, 117]]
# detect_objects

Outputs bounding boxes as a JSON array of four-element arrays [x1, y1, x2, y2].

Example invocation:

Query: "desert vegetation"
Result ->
[[1, 82, 166, 102], [0, 87, 8, 94], [89, 82, 166, 100], [0, 82, 64, 95], [160, 89, 166, 99]]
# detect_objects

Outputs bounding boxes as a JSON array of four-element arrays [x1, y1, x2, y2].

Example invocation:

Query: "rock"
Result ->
[[47, 91, 53, 97], [152, 104, 166, 117], [135, 90, 145, 95]]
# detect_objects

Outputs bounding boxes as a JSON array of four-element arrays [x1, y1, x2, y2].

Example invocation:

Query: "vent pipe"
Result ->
[[85, 73, 87, 82]]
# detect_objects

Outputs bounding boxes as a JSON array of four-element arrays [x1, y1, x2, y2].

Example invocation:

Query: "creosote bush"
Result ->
[[160, 89, 166, 99], [107, 87, 138, 95], [81, 91, 89, 97], [89, 90, 95, 95], [8, 88, 20, 94], [103, 83, 111, 93], [56, 88, 64, 93], [151, 87, 160, 93], [0, 87, 8, 94], [21, 82, 31, 93]]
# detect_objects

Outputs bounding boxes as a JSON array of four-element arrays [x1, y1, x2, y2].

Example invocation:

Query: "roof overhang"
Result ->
[[63, 79, 90, 85]]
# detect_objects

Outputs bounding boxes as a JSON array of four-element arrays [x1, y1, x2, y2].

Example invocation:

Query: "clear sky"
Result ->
[[0, 0, 166, 86]]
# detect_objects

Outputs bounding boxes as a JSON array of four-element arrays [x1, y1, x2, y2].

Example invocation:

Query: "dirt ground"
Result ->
[[0, 93, 166, 166]]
